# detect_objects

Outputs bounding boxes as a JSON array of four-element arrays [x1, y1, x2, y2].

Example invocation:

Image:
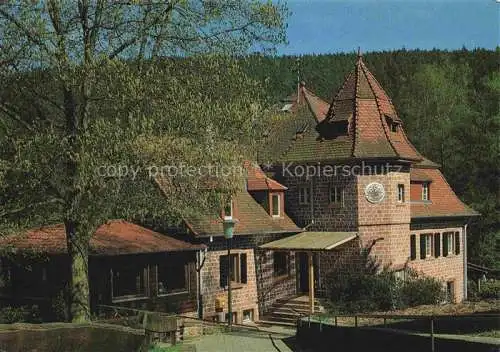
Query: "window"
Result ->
[[271, 194, 280, 217], [393, 270, 406, 281], [273, 252, 290, 277], [420, 234, 433, 259], [422, 183, 430, 201], [298, 185, 310, 205], [329, 185, 344, 206], [243, 309, 254, 322], [225, 312, 237, 323], [443, 232, 454, 257], [397, 184, 405, 202], [157, 254, 189, 296], [219, 253, 247, 287], [111, 263, 148, 301], [391, 122, 398, 132], [223, 200, 233, 220], [410, 234, 416, 260]]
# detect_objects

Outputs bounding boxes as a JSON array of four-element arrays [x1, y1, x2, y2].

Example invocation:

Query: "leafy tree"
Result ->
[[0, 0, 288, 322]]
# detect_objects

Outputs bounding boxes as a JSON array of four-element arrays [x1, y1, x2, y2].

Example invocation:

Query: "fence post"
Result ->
[[430, 317, 435, 352], [334, 316, 337, 327], [319, 316, 322, 332], [354, 316, 358, 328], [308, 315, 311, 328], [383, 318, 387, 328]]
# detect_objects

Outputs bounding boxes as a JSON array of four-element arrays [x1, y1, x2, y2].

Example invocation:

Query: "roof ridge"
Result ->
[[351, 57, 363, 157], [326, 70, 355, 123], [363, 62, 424, 161], [359, 59, 400, 158]]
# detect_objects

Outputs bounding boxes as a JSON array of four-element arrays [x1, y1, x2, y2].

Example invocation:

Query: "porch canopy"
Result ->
[[260, 231, 357, 251], [260, 231, 357, 314]]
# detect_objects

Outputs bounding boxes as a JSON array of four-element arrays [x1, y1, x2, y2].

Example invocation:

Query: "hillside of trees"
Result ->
[[241, 48, 499, 269]]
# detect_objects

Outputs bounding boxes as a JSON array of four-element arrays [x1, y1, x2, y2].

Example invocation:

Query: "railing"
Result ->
[[95, 304, 263, 341], [298, 312, 499, 352]]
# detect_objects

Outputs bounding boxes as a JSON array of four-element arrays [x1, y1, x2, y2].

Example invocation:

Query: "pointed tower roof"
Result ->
[[322, 54, 422, 161], [282, 82, 329, 123]]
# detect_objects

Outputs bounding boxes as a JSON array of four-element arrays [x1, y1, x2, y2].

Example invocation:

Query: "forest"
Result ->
[[240, 48, 499, 269]]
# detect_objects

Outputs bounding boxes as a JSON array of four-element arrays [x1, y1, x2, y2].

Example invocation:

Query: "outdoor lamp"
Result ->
[[222, 218, 237, 328], [223, 218, 237, 239]]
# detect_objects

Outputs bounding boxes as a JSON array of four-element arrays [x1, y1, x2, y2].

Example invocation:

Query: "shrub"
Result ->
[[326, 245, 445, 313], [399, 274, 445, 308], [0, 304, 41, 323], [479, 279, 500, 299]]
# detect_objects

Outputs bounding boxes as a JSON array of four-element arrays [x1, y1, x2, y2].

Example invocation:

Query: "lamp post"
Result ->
[[223, 218, 236, 329]]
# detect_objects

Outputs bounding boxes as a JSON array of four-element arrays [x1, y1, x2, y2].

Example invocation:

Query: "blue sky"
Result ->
[[277, 0, 499, 55]]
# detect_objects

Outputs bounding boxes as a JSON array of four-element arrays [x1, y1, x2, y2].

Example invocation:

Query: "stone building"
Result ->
[[0, 54, 478, 324], [261, 53, 478, 303]]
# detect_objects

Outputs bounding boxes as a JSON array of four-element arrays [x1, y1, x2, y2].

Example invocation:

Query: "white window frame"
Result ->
[[271, 193, 281, 217], [397, 184, 405, 203], [329, 185, 344, 206], [424, 234, 433, 258], [445, 232, 454, 255], [422, 183, 429, 201], [298, 185, 310, 205]]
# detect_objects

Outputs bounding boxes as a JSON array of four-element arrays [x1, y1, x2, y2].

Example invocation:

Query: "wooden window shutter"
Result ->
[[443, 234, 449, 257], [434, 233, 441, 258], [410, 235, 416, 260], [454, 232, 460, 254], [240, 253, 247, 284], [419, 235, 426, 259], [219, 255, 228, 288]]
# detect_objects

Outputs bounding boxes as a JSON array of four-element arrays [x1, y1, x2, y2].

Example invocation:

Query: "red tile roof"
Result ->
[[410, 168, 478, 219], [265, 55, 426, 163], [325, 54, 423, 161], [245, 162, 287, 191], [283, 82, 329, 123], [184, 191, 301, 237], [0, 220, 205, 256]]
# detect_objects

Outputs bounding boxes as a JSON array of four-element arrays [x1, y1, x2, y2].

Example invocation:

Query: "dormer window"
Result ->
[[223, 200, 233, 220], [271, 193, 280, 217], [281, 103, 293, 112], [422, 183, 430, 201], [385, 115, 399, 132]]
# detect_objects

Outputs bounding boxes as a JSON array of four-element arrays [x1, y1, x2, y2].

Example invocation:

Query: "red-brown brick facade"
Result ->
[[264, 54, 477, 304]]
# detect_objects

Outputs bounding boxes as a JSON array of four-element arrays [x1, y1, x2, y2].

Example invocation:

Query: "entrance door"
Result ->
[[297, 252, 319, 293], [298, 252, 309, 293]]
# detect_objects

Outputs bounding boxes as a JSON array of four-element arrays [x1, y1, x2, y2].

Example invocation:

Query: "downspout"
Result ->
[[463, 223, 468, 301]]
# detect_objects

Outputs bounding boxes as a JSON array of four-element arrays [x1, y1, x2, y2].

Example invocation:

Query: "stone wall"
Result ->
[[274, 161, 468, 303], [198, 233, 298, 322], [407, 226, 465, 302]]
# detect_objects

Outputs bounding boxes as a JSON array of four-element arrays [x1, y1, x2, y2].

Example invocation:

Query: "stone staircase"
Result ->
[[259, 295, 325, 326]]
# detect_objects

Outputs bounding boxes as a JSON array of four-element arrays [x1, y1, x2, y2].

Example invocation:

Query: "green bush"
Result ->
[[326, 246, 445, 313], [399, 274, 445, 308], [479, 280, 500, 299], [0, 304, 41, 323]]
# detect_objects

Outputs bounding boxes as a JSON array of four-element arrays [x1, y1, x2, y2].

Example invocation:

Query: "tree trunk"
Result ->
[[65, 220, 91, 323]]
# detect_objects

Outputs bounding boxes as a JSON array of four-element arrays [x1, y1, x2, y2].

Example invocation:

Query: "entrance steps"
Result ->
[[259, 295, 326, 326]]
